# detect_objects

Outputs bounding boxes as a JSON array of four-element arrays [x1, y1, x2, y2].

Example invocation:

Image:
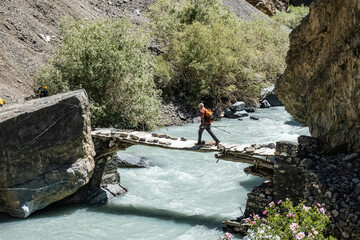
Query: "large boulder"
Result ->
[[261, 85, 283, 106], [0, 90, 95, 218], [275, 0, 360, 153]]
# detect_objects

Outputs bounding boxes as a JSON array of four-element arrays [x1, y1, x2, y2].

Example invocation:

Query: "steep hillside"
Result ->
[[0, 0, 263, 105], [0, 0, 152, 104]]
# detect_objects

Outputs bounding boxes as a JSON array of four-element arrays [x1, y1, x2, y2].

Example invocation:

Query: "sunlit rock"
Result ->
[[0, 90, 95, 218], [276, 0, 360, 153]]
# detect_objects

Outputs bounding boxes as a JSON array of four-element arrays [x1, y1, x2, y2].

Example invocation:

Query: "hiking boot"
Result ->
[[196, 141, 204, 146], [215, 140, 220, 146]]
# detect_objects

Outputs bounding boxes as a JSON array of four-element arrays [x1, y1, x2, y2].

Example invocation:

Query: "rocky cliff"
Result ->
[[245, 0, 288, 16], [0, 90, 95, 218], [275, 0, 360, 153]]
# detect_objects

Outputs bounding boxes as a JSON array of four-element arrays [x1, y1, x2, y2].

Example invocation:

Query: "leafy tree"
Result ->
[[149, 0, 289, 112], [36, 18, 163, 130], [272, 5, 309, 29]]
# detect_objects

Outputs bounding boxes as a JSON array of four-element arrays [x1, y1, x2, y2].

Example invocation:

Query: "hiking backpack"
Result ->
[[204, 108, 215, 123]]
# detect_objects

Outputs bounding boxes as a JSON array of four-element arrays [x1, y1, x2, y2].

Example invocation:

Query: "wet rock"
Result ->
[[260, 100, 271, 108], [230, 101, 246, 111], [116, 152, 150, 168]]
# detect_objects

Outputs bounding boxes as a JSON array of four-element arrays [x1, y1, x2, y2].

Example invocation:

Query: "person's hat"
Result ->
[[44, 86, 48, 89], [198, 103, 204, 108]]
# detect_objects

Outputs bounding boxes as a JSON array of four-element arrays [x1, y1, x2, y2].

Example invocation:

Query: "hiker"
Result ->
[[39, 86, 49, 98], [0, 98, 6, 106], [196, 103, 220, 146]]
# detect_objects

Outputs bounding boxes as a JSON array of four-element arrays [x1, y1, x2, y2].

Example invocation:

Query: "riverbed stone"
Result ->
[[0, 90, 95, 218]]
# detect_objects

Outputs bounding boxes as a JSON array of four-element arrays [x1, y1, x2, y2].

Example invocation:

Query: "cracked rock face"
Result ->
[[275, 0, 360, 153], [0, 90, 95, 218]]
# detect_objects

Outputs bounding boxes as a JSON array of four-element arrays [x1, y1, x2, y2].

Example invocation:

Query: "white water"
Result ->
[[0, 107, 309, 240]]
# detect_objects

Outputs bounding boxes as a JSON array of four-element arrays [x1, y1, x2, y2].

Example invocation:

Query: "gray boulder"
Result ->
[[235, 110, 249, 118], [261, 84, 283, 106], [116, 152, 150, 168], [260, 100, 271, 108], [0, 90, 95, 218], [61, 152, 127, 204], [230, 101, 246, 111]]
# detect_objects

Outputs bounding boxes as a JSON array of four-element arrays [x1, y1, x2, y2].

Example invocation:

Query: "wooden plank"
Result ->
[[91, 129, 276, 158], [215, 153, 274, 169]]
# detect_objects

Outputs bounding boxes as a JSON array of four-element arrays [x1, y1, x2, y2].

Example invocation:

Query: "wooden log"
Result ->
[[215, 153, 274, 169]]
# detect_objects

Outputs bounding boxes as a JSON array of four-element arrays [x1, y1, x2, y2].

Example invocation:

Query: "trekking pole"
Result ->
[[213, 126, 231, 134]]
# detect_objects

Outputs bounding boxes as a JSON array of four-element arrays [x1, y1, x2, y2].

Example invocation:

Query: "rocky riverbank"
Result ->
[[227, 136, 360, 239]]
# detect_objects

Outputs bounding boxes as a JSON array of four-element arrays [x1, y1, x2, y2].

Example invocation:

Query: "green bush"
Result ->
[[35, 18, 163, 130], [149, 0, 289, 111], [272, 5, 309, 29], [246, 199, 335, 239]]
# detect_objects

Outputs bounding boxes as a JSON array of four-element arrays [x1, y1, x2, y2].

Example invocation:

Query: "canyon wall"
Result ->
[[276, 0, 360, 153]]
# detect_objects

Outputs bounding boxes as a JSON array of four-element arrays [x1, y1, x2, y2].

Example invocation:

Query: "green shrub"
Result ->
[[272, 5, 309, 29], [149, 0, 289, 111], [246, 199, 335, 239], [35, 18, 163, 130]]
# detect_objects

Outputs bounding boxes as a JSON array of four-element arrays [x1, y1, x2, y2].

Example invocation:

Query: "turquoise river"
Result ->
[[0, 107, 310, 240]]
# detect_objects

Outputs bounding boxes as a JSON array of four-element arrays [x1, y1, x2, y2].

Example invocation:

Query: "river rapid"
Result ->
[[0, 107, 309, 240]]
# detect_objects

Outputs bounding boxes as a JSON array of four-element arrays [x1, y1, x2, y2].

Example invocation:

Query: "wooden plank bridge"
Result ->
[[91, 129, 275, 174]]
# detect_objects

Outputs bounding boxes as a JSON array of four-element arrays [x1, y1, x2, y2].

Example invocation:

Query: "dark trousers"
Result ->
[[198, 124, 218, 143]]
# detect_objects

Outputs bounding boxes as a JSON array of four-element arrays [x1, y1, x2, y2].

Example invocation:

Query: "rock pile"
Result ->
[[231, 136, 360, 239]]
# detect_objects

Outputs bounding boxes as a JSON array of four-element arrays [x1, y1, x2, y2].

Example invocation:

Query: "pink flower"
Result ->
[[244, 218, 251, 223], [263, 210, 267, 215], [286, 212, 292, 217], [303, 205, 311, 211], [312, 228, 318, 235], [277, 200, 282, 205], [252, 221, 256, 225], [295, 232, 305, 240], [320, 207, 326, 215], [225, 232, 232, 239], [254, 214, 260, 220], [317, 203, 321, 208], [269, 201, 275, 207], [293, 214, 296, 218], [290, 223, 299, 233], [275, 213, 279, 217]]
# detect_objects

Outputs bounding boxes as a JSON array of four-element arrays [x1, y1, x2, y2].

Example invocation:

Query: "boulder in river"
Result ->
[[0, 90, 95, 218], [116, 152, 150, 168]]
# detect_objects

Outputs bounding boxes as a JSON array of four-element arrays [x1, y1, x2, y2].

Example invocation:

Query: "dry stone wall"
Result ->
[[244, 136, 360, 239]]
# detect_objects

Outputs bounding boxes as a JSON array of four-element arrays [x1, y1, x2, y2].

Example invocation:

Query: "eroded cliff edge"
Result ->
[[0, 89, 95, 218], [275, 0, 360, 153]]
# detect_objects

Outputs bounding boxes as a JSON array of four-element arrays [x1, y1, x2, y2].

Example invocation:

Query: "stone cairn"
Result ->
[[227, 136, 360, 239]]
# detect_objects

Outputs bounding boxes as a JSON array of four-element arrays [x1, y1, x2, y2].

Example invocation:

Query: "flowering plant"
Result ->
[[245, 198, 335, 239], [218, 232, 232, 240]]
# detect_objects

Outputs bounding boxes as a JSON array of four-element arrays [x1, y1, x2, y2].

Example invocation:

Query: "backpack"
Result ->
[[204, 108, 215, 123], [40, 88, 48, 98]]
